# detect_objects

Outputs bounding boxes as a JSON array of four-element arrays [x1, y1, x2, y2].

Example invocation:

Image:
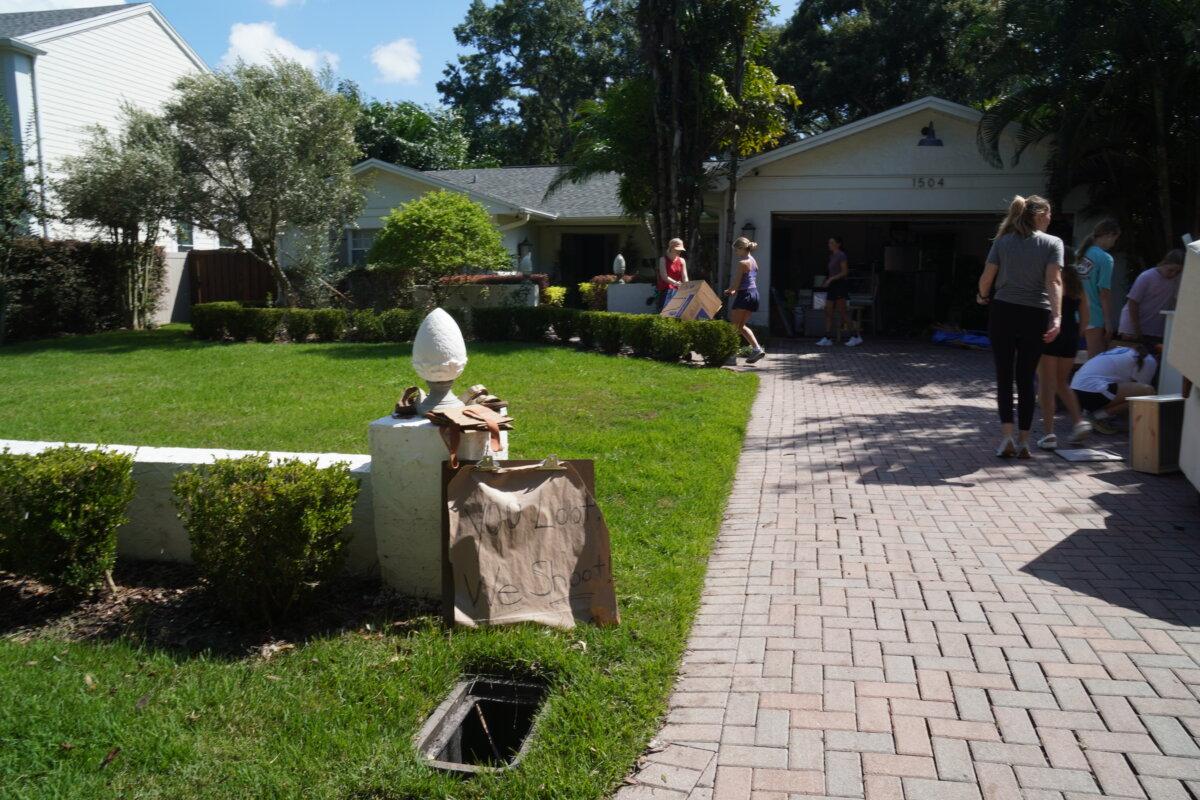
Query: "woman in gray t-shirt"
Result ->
[[976, 195, 1064, 459]]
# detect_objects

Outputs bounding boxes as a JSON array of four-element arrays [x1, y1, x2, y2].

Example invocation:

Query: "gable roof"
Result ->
[[739, 96, 984, 173], [0, 3, 206, 71], [352, 159, 558, 220], [427, 166, 627, 220], [0, 4, 136, 39]]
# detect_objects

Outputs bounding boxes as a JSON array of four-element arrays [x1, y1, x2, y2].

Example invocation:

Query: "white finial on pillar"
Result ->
[[412, 308, 467, 414]]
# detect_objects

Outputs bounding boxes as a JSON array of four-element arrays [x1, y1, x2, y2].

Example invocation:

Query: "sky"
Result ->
[[0, 0, 799, 107]]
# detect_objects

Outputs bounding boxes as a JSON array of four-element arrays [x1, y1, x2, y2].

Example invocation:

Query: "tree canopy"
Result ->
[[166, 58, 363, 304], [339, 81, 471, 171], [438, 0, 637, 165], [769, 0, 996, 134]]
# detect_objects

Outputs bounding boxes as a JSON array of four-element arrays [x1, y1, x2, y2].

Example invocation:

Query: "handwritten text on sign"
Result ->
[[447, 462, 620, 630]]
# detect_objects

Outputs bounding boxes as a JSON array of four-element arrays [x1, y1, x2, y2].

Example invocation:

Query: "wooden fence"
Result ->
[[186, 249, 275, 306]]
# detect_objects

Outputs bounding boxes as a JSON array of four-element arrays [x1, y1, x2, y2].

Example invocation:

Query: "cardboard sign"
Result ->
[[660, 280, 723, 320], [445, 460, 619, 630]]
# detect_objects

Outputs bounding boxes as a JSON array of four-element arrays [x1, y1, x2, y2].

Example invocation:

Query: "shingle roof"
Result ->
[[426, 166, 626, 219], [0, 4, 136, 40]]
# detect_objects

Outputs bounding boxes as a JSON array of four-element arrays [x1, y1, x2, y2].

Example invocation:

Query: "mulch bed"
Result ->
[[0, 562, 439, 659]]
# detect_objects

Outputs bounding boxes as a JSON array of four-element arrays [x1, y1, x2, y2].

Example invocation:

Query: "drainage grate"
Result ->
[[415, 676, 547, 774]]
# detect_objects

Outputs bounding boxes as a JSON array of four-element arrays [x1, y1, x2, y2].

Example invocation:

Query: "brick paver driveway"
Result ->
[[618, 340, 1200, 800]]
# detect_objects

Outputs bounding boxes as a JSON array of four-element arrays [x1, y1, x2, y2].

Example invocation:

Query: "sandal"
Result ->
[[1037, 433, 1058, 450], [1017, 441, 1033, 459], [995, 437, 1016, 458]]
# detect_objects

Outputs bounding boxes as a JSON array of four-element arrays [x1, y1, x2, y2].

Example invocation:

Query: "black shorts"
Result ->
[[825, 280, 849, 301], [732, 290, 759, 312], [1075, 383, 1118, 412], [1043, 324, 1081, 358]]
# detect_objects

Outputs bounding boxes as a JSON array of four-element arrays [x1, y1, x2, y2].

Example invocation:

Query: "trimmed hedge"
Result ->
[[471, 307, 513, 342], [0, 446, 135, 594], [0, 237, 166, 343], [188, 302, 734, 367], [686, 319, 740, 366], [173, 454, 360, 623]]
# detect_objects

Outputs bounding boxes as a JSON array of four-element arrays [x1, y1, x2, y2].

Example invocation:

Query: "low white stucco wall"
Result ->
[[0, 440, 377, 576], [607, 283, 657, 313]]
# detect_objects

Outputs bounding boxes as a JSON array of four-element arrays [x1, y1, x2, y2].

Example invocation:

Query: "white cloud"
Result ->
[[0, 0, 123, 10], [220, 21, 338, 71], [265, 0, 303, 7], [370, 38, 421, 84]]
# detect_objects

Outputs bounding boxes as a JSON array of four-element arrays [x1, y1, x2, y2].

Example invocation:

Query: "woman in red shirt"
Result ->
[[656, 237, 689, 310]]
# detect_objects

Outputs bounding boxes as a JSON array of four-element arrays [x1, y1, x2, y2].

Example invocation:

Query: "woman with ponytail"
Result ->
[[1074, 219, 1121, 357], [977, 195, 1065, 458]]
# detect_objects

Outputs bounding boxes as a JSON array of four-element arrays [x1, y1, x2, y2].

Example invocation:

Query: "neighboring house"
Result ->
[[0, 2, 217, 252], [346, 96, 1113, 330], [341, 159, 657, 289]]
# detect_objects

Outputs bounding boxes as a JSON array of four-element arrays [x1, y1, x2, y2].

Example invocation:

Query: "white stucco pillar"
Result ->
[[368, 309, 509, 597]]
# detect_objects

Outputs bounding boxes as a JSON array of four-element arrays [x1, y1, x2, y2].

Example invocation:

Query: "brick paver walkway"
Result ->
[[618, 340, 1200, 800]]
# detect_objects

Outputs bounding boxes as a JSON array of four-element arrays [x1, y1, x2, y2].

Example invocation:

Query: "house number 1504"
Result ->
[[912, 177, 945, 188]]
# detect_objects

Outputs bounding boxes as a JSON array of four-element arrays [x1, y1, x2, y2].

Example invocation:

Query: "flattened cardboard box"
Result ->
[[660, 280, 722, 320], [444, 460, 619, 630]]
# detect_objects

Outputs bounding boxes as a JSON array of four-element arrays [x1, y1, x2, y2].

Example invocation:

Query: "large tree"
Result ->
[[976, 0, 1200, 265], [559, 0, 796, 266], [166, 58, 363, 305], [438, 0, 637, 165], [56, 107, 178, 329], [770, 0, 995, 134], [339, 81, 471, 170]]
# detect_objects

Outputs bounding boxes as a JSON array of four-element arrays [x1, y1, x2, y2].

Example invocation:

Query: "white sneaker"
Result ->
[[846, 335, 862, 347], [817, 337, 833, 346]]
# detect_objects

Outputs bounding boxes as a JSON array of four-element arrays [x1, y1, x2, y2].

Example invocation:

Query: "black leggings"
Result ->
[[988, 300, 1049, 431]]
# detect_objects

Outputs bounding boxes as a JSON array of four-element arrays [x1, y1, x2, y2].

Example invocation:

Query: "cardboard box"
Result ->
[[660, 280, 723, 320], [1129, 394, 1184, 474]]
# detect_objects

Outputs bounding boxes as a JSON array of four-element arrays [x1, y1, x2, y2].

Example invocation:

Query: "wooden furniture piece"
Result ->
[[1129, 394, 1185, 474]]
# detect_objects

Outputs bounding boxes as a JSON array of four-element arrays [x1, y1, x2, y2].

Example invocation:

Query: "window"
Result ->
[[349, 228, 377, 266], [176, 221, 193, 252]]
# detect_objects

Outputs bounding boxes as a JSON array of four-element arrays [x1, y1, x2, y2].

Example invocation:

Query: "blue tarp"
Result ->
[[932, 329, 991, 349]]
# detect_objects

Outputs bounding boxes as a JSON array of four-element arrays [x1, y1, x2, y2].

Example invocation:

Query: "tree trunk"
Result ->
[[720, 30, 748, 297], [252, 237, 298, 307], [1151, 82, 1174, 251]]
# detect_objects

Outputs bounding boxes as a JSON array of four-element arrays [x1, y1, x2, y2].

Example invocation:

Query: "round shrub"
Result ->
[[650, 317, 692, 362], [542, 286, 567, 307], [471, 307, 513, 341], [191, 301, 242, 340], [367, 191, 510, 283], [311, 308, 348, 342], [349, 310, 385, 342], [173, 454, 360, 624], [379, 308, 419, 342], [0, 447, 135, 594], [284, 308, 316, 342], [512, 306, 553, 342], [620, 314, 656, 357], [550, 307, 580, 343], [687, 320, 740, 367]]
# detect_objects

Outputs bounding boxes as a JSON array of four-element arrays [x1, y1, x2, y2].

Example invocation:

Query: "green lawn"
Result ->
[[0, 327, 757, 800]]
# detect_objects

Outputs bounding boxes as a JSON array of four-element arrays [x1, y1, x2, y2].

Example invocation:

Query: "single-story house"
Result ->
[[346, 96, 1116, 332]]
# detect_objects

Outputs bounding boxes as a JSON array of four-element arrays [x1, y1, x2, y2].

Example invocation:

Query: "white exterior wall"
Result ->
[[724, 108, 1076, 326], [0, 50, 36, 178], [22, 10, 210, 246]]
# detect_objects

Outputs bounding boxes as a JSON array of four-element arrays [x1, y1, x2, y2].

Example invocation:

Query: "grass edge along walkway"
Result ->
[[0, 327, 758, 800]]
